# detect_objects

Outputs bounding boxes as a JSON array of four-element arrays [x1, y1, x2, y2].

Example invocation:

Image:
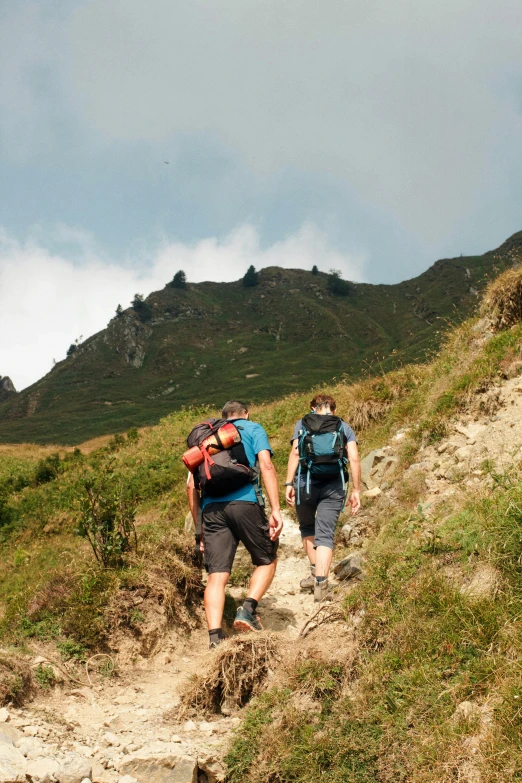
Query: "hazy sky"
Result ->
[[2, 0, 522, 390]]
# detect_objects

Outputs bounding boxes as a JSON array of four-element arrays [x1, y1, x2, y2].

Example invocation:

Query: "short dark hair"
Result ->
[[310, 393, 336, 412], [221, 399, 249, 418]]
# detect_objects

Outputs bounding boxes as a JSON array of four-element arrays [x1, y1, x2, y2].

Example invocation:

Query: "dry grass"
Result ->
[[178, 633, 279, 716], [0, 652, 33, 706], [482, 265, 522, 331]]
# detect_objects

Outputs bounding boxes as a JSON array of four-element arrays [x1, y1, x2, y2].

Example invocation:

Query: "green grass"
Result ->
[[227, 472, 522, 782], [0, 239, 511, 444]]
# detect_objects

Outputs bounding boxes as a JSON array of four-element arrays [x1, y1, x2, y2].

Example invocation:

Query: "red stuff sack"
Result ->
[[183, 419, 255, 497]]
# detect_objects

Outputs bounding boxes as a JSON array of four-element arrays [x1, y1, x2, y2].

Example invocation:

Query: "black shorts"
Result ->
[[202, 501, 279, 574]]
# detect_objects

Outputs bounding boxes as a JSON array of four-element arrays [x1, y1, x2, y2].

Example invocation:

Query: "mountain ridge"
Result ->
[[2, 230, 522, 444]]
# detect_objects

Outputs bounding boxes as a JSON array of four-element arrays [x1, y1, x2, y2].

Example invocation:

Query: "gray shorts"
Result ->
[[295, 476, 345, 549]]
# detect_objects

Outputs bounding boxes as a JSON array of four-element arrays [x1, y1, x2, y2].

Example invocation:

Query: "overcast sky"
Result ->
[[2, 0, 522, 390]]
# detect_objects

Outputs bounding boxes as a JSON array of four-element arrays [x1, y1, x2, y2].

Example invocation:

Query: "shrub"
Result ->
[[76, 463, 138, 568], [170, 270, 187, 289], [108, 433, 126, 452], [327, 270, 352, 296], [33, 663, 56, 689], [132, 293, 152, 322], [66, 343, 77, 357], [33, 453, 61, 485], [242, 265, 259, 288], [126, 427, 139, 443]]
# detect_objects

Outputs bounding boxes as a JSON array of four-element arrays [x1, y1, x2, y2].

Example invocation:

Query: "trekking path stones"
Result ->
[[3, 512, 317, 783]]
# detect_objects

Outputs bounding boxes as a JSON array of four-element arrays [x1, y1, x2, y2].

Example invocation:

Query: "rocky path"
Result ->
[[0, 511, 325, 783], [8, 369, 521, 783]]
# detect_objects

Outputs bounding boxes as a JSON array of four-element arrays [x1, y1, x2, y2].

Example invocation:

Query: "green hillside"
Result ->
[[1, 231, 520, 444], [1, 264, 522, 781]]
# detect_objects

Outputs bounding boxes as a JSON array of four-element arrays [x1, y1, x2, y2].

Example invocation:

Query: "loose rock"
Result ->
[[197, 754, 226, 783], [26, 756, 60, 783], [333, 553, 364, 581], [55, 751, 92, 783], [119, 754, 197, 783], [0, 741, 27, 783]]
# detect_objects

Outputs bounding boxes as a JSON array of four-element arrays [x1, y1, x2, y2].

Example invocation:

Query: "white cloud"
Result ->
[[0, 224, 365, 391]]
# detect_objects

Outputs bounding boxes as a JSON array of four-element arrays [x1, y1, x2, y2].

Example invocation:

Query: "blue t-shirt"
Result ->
[[201, 419, 272, 509]]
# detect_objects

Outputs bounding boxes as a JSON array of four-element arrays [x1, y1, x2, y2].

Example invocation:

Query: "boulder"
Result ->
[[0, 711, 8, 724], [454, 423, 485, 443], [0, 741, 26, 782], [197, 755, 226, 783], [0, 726, 21, 746], [333, 553, 364, 581], [370, 455, 397, 485], [91, 759, 115, 783], [119, 755, 197, 783], [363, 486, 381, 499], [360, 449, 386, 490], [340, 524, 352, 544], [26, 756, 60, 782], [55, 752, 92, 783]]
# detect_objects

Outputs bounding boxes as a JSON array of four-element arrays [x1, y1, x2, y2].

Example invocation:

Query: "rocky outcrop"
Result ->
[[105, 315, 153, 369], [0, 377, 16, 402]]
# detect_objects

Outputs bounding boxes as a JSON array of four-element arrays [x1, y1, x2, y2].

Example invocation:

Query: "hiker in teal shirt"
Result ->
[[187, 400, 283, 648]]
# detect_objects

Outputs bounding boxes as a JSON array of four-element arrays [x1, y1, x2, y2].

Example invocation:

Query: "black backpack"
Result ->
[[296, 414, 348, 504], [186, 419, 256, 498]]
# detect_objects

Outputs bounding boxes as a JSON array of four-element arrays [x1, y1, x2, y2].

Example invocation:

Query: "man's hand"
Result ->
[[285, 484, 295, 507], [269, 508, 284, 540], [349, 490, 361, 515]]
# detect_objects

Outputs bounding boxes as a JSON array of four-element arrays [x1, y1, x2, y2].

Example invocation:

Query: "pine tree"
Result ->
[[116, 304, 123, 317], [242, 265, 259, 287], [132, 294, 152, 322], [171, 270, 187, 289], [312, 265, 319, 275]]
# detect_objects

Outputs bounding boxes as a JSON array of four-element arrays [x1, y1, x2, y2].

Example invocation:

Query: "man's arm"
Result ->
[[285, 440, 299, 507], [186, 473, 200, 525], [347, 441, 361, 515], [186, 473, 204, 551], [258, 449, 284, 540]]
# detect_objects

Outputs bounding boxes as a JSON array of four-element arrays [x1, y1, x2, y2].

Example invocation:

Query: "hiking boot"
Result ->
[[209, 637, 226, 650], [299, 573, 315, 592], [233, 606, 263, 632], [314, 579, 330, 603]]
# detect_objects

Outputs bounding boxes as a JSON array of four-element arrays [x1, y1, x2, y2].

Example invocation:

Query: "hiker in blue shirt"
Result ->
[[187, 400, 283, 647], [285, 393, 361, 602]]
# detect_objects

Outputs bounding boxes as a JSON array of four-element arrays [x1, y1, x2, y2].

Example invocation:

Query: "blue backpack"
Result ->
[[296, 414, 348, 506]]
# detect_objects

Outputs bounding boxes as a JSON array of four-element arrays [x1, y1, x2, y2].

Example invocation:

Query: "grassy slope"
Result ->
[[1, 268, 522, 778], [226, 317, 522, 781], [0, 230, 517, 445]]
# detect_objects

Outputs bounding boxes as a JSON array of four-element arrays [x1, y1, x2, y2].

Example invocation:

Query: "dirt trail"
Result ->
[[3, 510, 322, 782]]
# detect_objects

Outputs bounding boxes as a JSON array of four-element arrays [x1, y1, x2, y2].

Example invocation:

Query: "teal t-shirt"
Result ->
[[201, 419, 272, 509]]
